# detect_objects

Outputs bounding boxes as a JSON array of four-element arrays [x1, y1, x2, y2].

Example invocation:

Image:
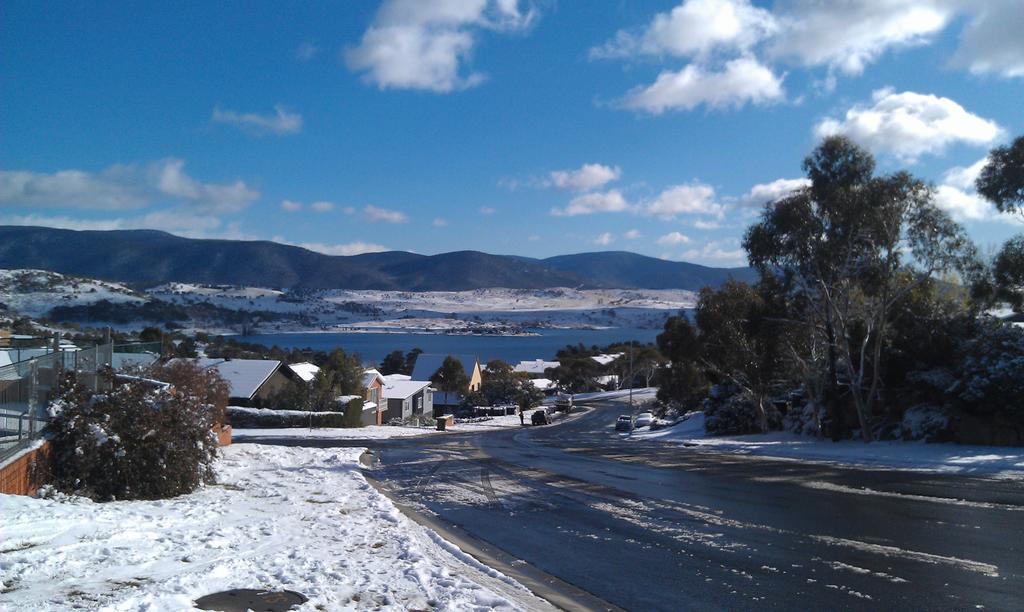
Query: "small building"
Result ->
[[382, 380, 433, 422], [287, 362, 321, 384], [362, 369, 386, 425], [171, 357, 294, 406], [410, 353, 483, 391], [513, 359, 560, 379], [530, 377, 558, 395], [591, 353, 623, 367]]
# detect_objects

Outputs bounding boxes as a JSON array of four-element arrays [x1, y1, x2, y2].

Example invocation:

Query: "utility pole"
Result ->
[[628, 347, 634, 412]]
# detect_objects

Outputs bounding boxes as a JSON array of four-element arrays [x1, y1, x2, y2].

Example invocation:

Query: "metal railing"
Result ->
[[0, 340, 150, 462], [0, 353, 59, 462]]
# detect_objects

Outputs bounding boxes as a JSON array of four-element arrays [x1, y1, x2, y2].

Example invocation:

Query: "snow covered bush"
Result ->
[[900, 404, 953, 442], [783, 401, 825, 437], [47, 369, 221, 501], [703, 386, 782, 436], [226, 406, 346, 428], [951, 318, 1024, 423]]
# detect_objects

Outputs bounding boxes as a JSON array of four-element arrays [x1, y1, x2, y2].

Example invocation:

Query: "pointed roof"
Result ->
[[410, 353, 480, 381]]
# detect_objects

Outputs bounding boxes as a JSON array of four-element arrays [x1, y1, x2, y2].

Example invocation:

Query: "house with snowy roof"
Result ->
[[287, 362, 320, 383], [169, 357, 295, 406], [382, 379, 432, 422], [513, 359, 560, 379], [410, 354, 483, 391], [361, 369, 386, 425]]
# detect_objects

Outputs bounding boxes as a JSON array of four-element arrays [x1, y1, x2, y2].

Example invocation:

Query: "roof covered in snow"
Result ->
[[410, 354, 480, 381], [382, 373, 411, 383], [591, 353, 623, 366], [362, 368, 385, 389], [170, 357, 282, 400], [530, 378, 556, 390], [288, 362, 320, 383], [513, 359, 560, 375], [383, 380, 431, 400]]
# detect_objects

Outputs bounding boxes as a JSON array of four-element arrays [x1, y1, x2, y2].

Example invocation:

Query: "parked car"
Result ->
[[634, 412, 654, 428], [531, 409, 551, 426], [615, 415, 634, 431], [554, 394, 574, 412]]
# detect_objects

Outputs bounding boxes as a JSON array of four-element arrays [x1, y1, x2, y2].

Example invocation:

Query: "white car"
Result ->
[[634, 412, 654, 428]]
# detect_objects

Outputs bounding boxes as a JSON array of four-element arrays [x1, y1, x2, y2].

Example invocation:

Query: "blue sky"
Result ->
[[2, 0, 1022, 266]]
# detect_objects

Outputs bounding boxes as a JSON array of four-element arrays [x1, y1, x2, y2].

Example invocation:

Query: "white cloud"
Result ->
[[0, 159, 259, 214], [933, 184, 993, 221], [527, 234, 540, 242], [548, 163, 621, 192], [432, 217, 449, 227], [656, 231, 691, 245], [623, 229, 642, 240], [551, 190, 631, 217], [0, 210, 245, 240], [479, 206, 497, 215], [592, 0, 777, 59], [645, 182, 724, 218], [623, 57, 784, 114], [737, 177, 810, 208], [593, 232, 615, 246], [310, 201, 335, 213], [364, 204, 409, 223], [281, 200, 303, 212], [296, 42, 320, 61], [211, 104, 303, 135], [344, 0, 537, 93], [282, 240, 392, 256], [151, 159, 259, 213], [692, 219, 723, 230], [932, 157, 1005, 222], [681, 240, 747, 266], [951, 0, 1024, 78], [0, 165, 147, 210], [768, 0, 954, 75], [814, 88, 1002, 161]]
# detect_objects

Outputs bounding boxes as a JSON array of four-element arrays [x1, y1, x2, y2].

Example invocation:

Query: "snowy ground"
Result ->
[[0, 445, 547, 611], [232, 412, 542, 441], [629, 412, 1024, 477]]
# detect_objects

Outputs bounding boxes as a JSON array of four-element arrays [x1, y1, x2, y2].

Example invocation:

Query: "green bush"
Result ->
[[47, 369, 221, 501]]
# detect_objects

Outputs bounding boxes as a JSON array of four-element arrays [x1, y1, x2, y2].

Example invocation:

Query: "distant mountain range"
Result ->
[[0, 226, 755, 291]]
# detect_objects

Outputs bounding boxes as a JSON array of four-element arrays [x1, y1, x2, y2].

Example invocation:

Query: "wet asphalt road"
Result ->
[[252, 403, 1024, 611]]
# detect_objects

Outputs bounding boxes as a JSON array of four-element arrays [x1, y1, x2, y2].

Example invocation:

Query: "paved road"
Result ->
[[259, 403, 1024, 611]]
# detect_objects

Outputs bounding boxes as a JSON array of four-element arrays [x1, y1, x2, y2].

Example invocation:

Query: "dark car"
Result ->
[[615, 415, 634, 432], [531, 409, 551, 426]]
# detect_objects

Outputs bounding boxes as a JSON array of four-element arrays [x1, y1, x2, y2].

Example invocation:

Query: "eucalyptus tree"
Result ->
[[976, 135, 1024, 311], [694, 281, 790, 433], [743, 136, 977, 440]]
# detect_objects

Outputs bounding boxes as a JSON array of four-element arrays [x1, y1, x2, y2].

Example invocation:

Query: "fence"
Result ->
[[0, 341, 137, 463]]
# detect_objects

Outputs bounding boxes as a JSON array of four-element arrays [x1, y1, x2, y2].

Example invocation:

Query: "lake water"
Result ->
[[235, 327, 662, 364]]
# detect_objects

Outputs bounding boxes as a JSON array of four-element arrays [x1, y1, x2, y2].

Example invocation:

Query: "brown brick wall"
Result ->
[[0, 441, 51, 496]]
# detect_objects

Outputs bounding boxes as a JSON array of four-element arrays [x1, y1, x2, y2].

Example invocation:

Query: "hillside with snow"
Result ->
[[0, 270, 695, 335]]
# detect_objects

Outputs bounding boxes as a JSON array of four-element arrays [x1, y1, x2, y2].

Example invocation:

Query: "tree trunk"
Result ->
[[825, 320, 842, 441], [756, 395, 769, 434]]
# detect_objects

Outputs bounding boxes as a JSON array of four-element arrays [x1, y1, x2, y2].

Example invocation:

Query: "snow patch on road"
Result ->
[[812, 535, 999, 577]]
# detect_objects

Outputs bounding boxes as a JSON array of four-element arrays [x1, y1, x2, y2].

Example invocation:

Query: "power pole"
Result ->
[[628, 347, 634, 412]]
